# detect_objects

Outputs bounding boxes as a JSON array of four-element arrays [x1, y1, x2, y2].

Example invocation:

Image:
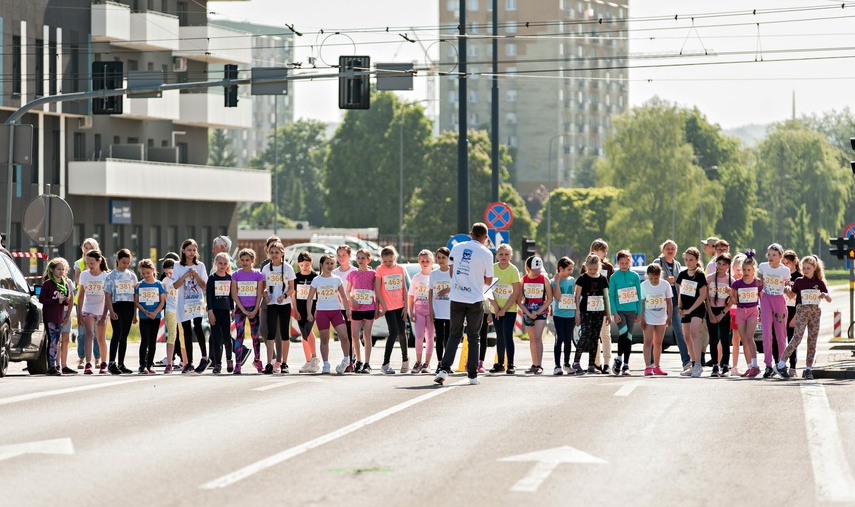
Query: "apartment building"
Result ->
[[0, 0, 270, 271], [439, 0, 629, 194]]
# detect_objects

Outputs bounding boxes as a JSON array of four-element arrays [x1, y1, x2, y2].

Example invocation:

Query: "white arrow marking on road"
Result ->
[[613, 380, 644, 396], [501, 446, 607, 492], [0, 438, 74, 462], [252, 378, 323, 391], [801, 382, 855, 503]]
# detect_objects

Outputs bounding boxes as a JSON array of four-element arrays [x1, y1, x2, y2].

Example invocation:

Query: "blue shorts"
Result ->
[[523, 303, 547, 326]]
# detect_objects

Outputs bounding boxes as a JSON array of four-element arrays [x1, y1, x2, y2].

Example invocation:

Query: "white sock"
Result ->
[[342, 356, 350, 364], [751, 359, 758, 367], [777, 360, 786, 370]]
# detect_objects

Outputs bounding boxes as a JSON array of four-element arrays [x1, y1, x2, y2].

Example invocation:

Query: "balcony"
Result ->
[[124, 89, 180, 121], [113, 10, 180, 52], [68, 159, 270, 202], [175, 91, 252, 129], [174, 25, 252, 65], [91, 1, 131, 42]]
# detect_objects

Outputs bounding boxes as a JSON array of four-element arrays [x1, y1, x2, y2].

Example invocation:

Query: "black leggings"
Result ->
[[553, 315, 574, 367], [267, 304, 292, 363], [573, 311, 603, 366], [707, 307, 731, 367], [138, 317, 160, 369], [341, 310, 353, 358], [383, 308, 408, 365], [434, 318, 450, 362], [210, 309, 232, 366], [615, 311, 636, 364], [109, 301, 135, 364], [181, 317, 207, 364]]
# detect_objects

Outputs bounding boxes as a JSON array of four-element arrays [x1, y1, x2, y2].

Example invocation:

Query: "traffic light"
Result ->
[[92, 61, 123, 115], [829, 237, 846, 260], [849, 235, 855, 258], [521, 237, 536, 259], [224, 64, 238, 107], [338, 56, 371, 110]]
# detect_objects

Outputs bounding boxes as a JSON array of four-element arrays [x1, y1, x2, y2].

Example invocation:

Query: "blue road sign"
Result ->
[[486, 229, 510, 253], [447, 234, 472, 250], [613, 253, 647, 267]]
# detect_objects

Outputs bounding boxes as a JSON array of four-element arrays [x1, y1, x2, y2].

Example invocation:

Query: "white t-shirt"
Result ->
[[429, 268, 452, 320], [706, 260, 717, 276], [172, 262, 209, 322], [262, 262, 296, 306], [79, 270, 108, 315], [163, 277, 178, 313], [332, 265, 356, 310], [408, 271, 432, 314], [311, 275, 343, 312], [641, 279, 673, 326], [758, 262, 790, 296], [449, 240, 495, 304]]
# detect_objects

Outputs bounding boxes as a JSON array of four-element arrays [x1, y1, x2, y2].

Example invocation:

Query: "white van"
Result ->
[[310, 234, 382, 258]]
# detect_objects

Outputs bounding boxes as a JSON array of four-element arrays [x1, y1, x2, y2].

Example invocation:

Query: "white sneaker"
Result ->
[[299, 361, 313, 373], [469, 377, 480, 385], [434, 370, 448, 385], [553, 366, 563, 375], [310, 356, 321, 373], [680, 366, 693, 377], [322, 361, 331, 374], [691, 363, 703, 378], [562, 364, 572, 374], [400, 360, 409, 374], [335, 359, 348, 375], [381, 364, 396, 375]]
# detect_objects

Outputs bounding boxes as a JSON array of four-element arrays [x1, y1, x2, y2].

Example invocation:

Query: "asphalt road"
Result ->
[[1, 287, 854, 506]]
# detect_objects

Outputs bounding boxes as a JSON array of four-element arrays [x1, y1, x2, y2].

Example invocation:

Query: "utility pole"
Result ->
[[273, 99, 279, 235], [457, 0, 470, 232], [490, 0, 499, 203]]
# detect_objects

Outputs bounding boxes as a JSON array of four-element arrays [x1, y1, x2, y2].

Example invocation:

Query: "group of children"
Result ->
[[35, 234, 830, 381]]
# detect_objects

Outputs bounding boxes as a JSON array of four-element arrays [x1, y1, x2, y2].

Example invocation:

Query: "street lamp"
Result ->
[[546, 133, 569, 270], [699, 165, 718, 242]]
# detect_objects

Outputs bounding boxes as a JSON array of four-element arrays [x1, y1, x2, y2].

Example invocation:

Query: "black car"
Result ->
[[0, 249, 47, 377]]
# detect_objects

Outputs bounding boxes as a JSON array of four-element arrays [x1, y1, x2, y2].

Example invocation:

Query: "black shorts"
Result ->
[[352, 310, 376, 321], [680, 307, 706, 323]]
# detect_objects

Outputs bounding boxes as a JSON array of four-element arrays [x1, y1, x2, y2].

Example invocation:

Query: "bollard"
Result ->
[[834, 311, 842, 338]]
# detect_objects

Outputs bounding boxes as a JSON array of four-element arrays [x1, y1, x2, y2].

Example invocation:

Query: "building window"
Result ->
[[506, 90, 517, 102], [468, 0, 478, 11], [12, 36, 22, 95], [469, 90, 478, 103], [468, 22, 478, 34], [469, 113, 479, 125], [168, 226, 178, 252], [508, 135, 517, 147], [468, 45, 478, 57], [449, 90, 458, 102], [177, 1, 188, 25], [35, 39, 44, 97], [505, 43, 517, 56], [506, 112, 517, 124], [73, 133, 86, 161], [506, 0, 517, 10], [48, 41, 58, 95], [447, 0, 456, 11], [506, 23, 517, 34]]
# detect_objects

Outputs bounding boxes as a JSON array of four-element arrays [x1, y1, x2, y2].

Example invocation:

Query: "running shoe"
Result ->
[[411, 361, 422, 374], [720, 365, 730, 377], [138, 366, 146, 375], [553, 366, 563, 375], [263, 363, 274, 375], [622, 365, 631, 376], [644, 367, 654, 376], [434, 370, 447, 385], [682, 362, 692, 372], [345, 363, 354, 373], [380, 363, 396, 374], [99, 362, 108, 375], [563, 364, 572, 375], [299, 361, 313, 373], [253, 359, 264, 374], [524, 365, 537, 374], [322, 361, 331, 374], [400, 360, 410, 374], [196, 357, 212, 374], [653, 366, 668, 376], [691, 363, 703, 378], [611, 359, 621, 376], [803, 369, 814, 380], [182, 363, 195, 375], [84, 363, 93, 375], [773, 363, 790, 379], [353, 361, 363, 373], [489, 363, 505, 373], [420, 363, 430, 374], [61, 366, 77, 375], [680, 366, 693, 377], [119, 364, 133, 374], [146, 368, 157, 375], [469, 377, 480, 385], [335, 359, 349, 375], [507, 365, 516, 375], [572, 362, 585, 375], [586, 365, 598, 374], [281, 363, 290, 374], [711, 365, 720, 378], [77, 358, 85, 370], [108, 363, 121, 375], [47, 367, 60, 376], [234, 364, 242, 374], [477, 361, 485, 374], [763, 366, 774, 379], [212, 365, 221, 375], [240, 346, 252, 366], [360, 364, 372, 374], [310, 356, 321, 372], [745, 366, 761, 378]]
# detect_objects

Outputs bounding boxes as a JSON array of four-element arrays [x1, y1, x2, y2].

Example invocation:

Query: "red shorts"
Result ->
[[729, 307, 737, 330], [315, 309, 345, 331]]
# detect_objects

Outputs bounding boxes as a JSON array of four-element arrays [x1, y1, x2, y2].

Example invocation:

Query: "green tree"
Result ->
[[250, 119, 329, 227], [535, 187, 621, 263], [239, 202, 294, 230], [404, 130, 534, 250], [571, 156, 599, 188], [208, 129, 237, 167], [324, 92, 433, 234]]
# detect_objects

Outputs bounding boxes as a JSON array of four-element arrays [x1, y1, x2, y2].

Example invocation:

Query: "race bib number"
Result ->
[[352, 289, 374, 306], [523, 283, 544, 300], [764, 275, 785, 295], [414, 284, 430, 301], [680, 280, 698, 297], [383, 274, 403, 292], [168, 287, 178, 300], [618, 287, 639, 304], [317, 286, 337, 301], [738, 287, 758, 304], [493, 283, 513, 300], [296, 284, 311, 300], [115, 281, 134, 295], [558, 294, 576, 310], [433, 282, 450, 300], [85, 282, 103, 296], [266, 271, 284, 286], [237, 281, 257, 298], [139, 288, 159, 306], [184, 300, 205, 319], [214, 280, 230, 297], [646, 294, 667, 310], [713, 284, 729, 300], [587, 295, 605, 312], [801, 289, 821, 305]]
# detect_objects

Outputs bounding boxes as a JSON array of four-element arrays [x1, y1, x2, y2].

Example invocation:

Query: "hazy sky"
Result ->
[[212, 0, 855, 129]]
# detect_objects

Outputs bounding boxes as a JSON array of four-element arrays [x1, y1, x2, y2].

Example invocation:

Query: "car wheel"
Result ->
[[27, 336, 49, 375], [0, 323, 10, 378]]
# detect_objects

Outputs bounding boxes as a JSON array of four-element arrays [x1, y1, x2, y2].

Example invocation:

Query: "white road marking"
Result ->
[[614, 380, 643, 397], [252, 380, 301, 391], [0, 438, 74, 462], [801, 382, 855, 503], [501, 446, 608, 492], [201, 378, 469, 489], [0, 377, 154, 407]]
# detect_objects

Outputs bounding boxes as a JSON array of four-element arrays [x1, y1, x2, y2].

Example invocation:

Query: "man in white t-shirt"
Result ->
[[435, 223, 494, 386]]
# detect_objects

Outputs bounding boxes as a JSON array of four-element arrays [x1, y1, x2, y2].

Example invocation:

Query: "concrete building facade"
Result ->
[[439, 0, 629, 194]]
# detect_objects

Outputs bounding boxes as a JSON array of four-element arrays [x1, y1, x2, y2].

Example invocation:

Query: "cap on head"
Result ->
[[158, 252, 180, 262], [530, 256, 543, 271], [702, 237, 720, 246]]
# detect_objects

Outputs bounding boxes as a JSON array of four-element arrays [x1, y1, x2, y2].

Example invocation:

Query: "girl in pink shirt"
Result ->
[[375, 246, 409, 374]]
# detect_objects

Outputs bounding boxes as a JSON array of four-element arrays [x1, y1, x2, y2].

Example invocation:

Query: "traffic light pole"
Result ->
[[850, 253, 854, 339]]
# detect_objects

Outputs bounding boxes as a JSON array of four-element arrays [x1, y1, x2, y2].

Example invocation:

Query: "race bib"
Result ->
[[801, 289, 821, 305], [523, 283, 544, 300], [764, 275, 785, 295], [237, 281, 257, 298], [558, 294, 576, 310], [214, 280, 230, 297], [352, 289, 374, 306], [184, 300, 205, 319], [587, 295, 605, 312], [383, 274, 403, 292], [317, 286, 338, 301], [713, 284, 729, 300], [646, 294, 667, 310], [493, 283, 513, 300], [738, 287, 758, 304], [266, 271, 284, 286], [296, 284, 311, 300], [618, 287, 638, 304], [115, 281, 134, 295], [85, 282, 103, 296], [433, 281, 450, 300], [787, 295, 796, 307], [414, 284, 430, 301], [600, 269, 608, 278], [680, 280, 698, 297], [139, 288, 159, 306]]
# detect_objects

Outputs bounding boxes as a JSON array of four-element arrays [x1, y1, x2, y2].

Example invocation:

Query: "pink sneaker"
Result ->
[[652, 366, 668, 376], [644, 367, 654, 376], [253, 359, 264, 373], [477, 361, 485, 374], [744, 366, 761, 378]]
